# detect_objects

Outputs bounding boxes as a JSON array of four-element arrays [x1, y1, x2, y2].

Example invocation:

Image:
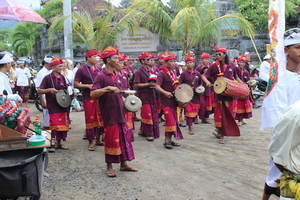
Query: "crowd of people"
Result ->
[[1, 27, 299, 198]]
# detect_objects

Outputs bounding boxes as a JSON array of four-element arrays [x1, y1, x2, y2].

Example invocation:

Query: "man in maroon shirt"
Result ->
[[134, 51, 159, 142], [91, 46, 137, 177], [179, 54, 202, 134], [74, 49, 104, 151], [202, 46, 243, 144], [156, 51, 184, 149]]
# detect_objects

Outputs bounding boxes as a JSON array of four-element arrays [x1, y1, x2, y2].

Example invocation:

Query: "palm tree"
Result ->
[[10, 22, 41, 56], [48, 3, 136, 51], [125, 0, 255, 57]]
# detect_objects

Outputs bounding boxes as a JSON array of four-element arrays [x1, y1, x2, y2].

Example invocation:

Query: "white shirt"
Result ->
[[15, 67, 31, 86], [269, 100, 300, 174], [261, 70, 300, 130], [36, 67, 51, 88], [0, 71, 21, 101], [259, 61, 270, 82], [62, 69, 74, 95]]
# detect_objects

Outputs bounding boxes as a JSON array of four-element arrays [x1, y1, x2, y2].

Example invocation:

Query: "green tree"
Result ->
[[48, 2, 134, 51], [10, 22, 41, 56], [234, 0, 300, 31], [124, 0, 254, 57]]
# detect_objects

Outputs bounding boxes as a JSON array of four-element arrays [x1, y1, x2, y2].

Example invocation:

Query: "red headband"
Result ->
[[84, 49, 99, 57], [50, 57, 64, 67], [215, 46, 228, 53], [200, 52, 210, 59], [100, 46, 119, 59]]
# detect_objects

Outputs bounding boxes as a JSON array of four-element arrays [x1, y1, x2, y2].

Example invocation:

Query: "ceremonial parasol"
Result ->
[[0, 0, 47, 23]]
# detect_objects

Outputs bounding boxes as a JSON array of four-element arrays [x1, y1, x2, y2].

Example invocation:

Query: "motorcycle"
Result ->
[[250, 78, 267, 101]]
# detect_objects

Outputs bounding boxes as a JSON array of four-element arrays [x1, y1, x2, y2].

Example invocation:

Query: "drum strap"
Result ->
[[139, 67, 150, 78]]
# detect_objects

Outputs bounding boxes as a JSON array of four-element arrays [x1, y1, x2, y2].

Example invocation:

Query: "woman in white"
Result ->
[[62, 59, 75, 127]]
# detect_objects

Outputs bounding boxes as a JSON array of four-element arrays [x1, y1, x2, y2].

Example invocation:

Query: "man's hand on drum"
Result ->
[[164, 91, 173, 98], [148, 82, 155, 87], [205, 82, 212, 87]]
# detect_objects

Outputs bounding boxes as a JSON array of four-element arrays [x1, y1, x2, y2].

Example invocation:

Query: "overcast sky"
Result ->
[[17, 0, 170, 9]]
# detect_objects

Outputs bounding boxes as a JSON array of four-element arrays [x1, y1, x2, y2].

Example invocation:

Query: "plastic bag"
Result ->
[[71, 97, 81, 112]]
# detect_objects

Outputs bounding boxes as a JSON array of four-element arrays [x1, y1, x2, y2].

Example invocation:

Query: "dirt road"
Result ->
[[28, 99, 278, 200]]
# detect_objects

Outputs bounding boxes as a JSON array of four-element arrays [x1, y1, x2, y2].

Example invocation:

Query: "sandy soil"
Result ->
[[28, 98, 279, 200]]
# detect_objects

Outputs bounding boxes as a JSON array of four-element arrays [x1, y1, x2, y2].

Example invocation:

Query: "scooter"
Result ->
[[251, 78, 267, 101]]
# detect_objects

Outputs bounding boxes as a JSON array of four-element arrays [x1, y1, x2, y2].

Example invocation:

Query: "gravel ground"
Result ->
[[27, 99, 279, 200]]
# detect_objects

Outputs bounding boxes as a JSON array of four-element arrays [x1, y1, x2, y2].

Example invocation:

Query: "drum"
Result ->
[[247, 79, 257, 87], [214, 77, 250, 99], [195, 85, 205, 94], [173, 84, 193, 107]]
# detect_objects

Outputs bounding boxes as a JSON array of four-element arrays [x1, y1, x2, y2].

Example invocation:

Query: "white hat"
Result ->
[[0, 53, 13, 64], [177, 61, 186, 66], [284, 28, 300, 47], [66, 59, 73, 66], [263, 54, 271, 60], [44, 55, 54, 63]]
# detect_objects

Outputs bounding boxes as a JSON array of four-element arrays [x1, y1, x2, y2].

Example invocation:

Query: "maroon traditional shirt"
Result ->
[[117, 72, 130, 98], [156, 69, 178, 108], [39, 73, 68, 114], [91, 69, 126, 125], [74, 64, 101, 100], [179, 69, 202, 103], [204, 62, 240, 101], [133, 66, 156, 105]]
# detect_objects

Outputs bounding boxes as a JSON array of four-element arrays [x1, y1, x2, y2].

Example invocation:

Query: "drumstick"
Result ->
[[105, 90, 137, 94]]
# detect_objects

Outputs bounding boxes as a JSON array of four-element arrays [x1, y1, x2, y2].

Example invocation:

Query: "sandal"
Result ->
[[189, 131, 195, 135], [48, 147, 55, 153], [146, 136, 154, 141], [170, 142, 180, 147], [120, 166, 138, 172], [163, 142, 173, 149], [88, 146, 95, 151], [95, 142, 104, 146], [106, 170, 117, 177], [218, 139, 226, 144], [212, 132, 221, 139], [56, 145, 69, 150], [201, 120, 211, 124]]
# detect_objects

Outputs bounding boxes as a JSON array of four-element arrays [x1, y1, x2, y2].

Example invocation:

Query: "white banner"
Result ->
[[116, 28, 159, 52]]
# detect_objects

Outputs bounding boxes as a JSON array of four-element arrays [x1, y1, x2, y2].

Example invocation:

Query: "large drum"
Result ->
[[214, 77, 250, 99], [173, 84, 193, 107]]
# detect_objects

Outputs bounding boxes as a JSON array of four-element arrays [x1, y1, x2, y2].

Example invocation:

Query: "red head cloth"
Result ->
[[149, 53, 155, 58], [237, 55, 247, 62], [200, 52, 210, 59], [118, 53, 126, 61], [157, 53, 164, 59], [215, 46, 228, 53], [100, 46, 119, 59], [50, 57, 64, 67], [162, 51, 177, 61], [185, 53, 195, 62], [97, 53, 102, 58], [84, 49, 99, 57], [138, 51, 152, 60], [125, 56, 132, 60], [244, 52, 251, 57]]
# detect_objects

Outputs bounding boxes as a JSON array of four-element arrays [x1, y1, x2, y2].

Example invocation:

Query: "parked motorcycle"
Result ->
[[250, 78, 267, 101]]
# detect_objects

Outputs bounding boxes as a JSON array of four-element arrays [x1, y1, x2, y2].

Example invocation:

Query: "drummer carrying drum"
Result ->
[[156, 51, 184, 149], [201, 46, 244, 144], [179, 53, 203, 135], [38, 57, 70, 152]]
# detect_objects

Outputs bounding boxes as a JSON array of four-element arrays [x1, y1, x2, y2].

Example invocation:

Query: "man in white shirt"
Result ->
[[15, 61, 31, 106], [0, 53, 22, 102], [35, 55, 53, 130], [259, 54, 271, 82], [269, 100, 300, 200], [261, 28, 300, 200]]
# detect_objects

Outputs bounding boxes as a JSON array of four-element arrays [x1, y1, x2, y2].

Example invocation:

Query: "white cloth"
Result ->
[[62, 70, 74, 95], [0, 72, 21, 101], [15, 67, 31, 86], [259, 61, 270, 82], [261, 70, 300, 130], [35, 67, 51, 88], [269, 100, 300, 174], [36, 66, 51, 127]]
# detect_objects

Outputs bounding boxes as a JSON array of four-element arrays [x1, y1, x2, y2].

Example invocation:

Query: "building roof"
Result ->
[[72, 0, 109, 19]]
